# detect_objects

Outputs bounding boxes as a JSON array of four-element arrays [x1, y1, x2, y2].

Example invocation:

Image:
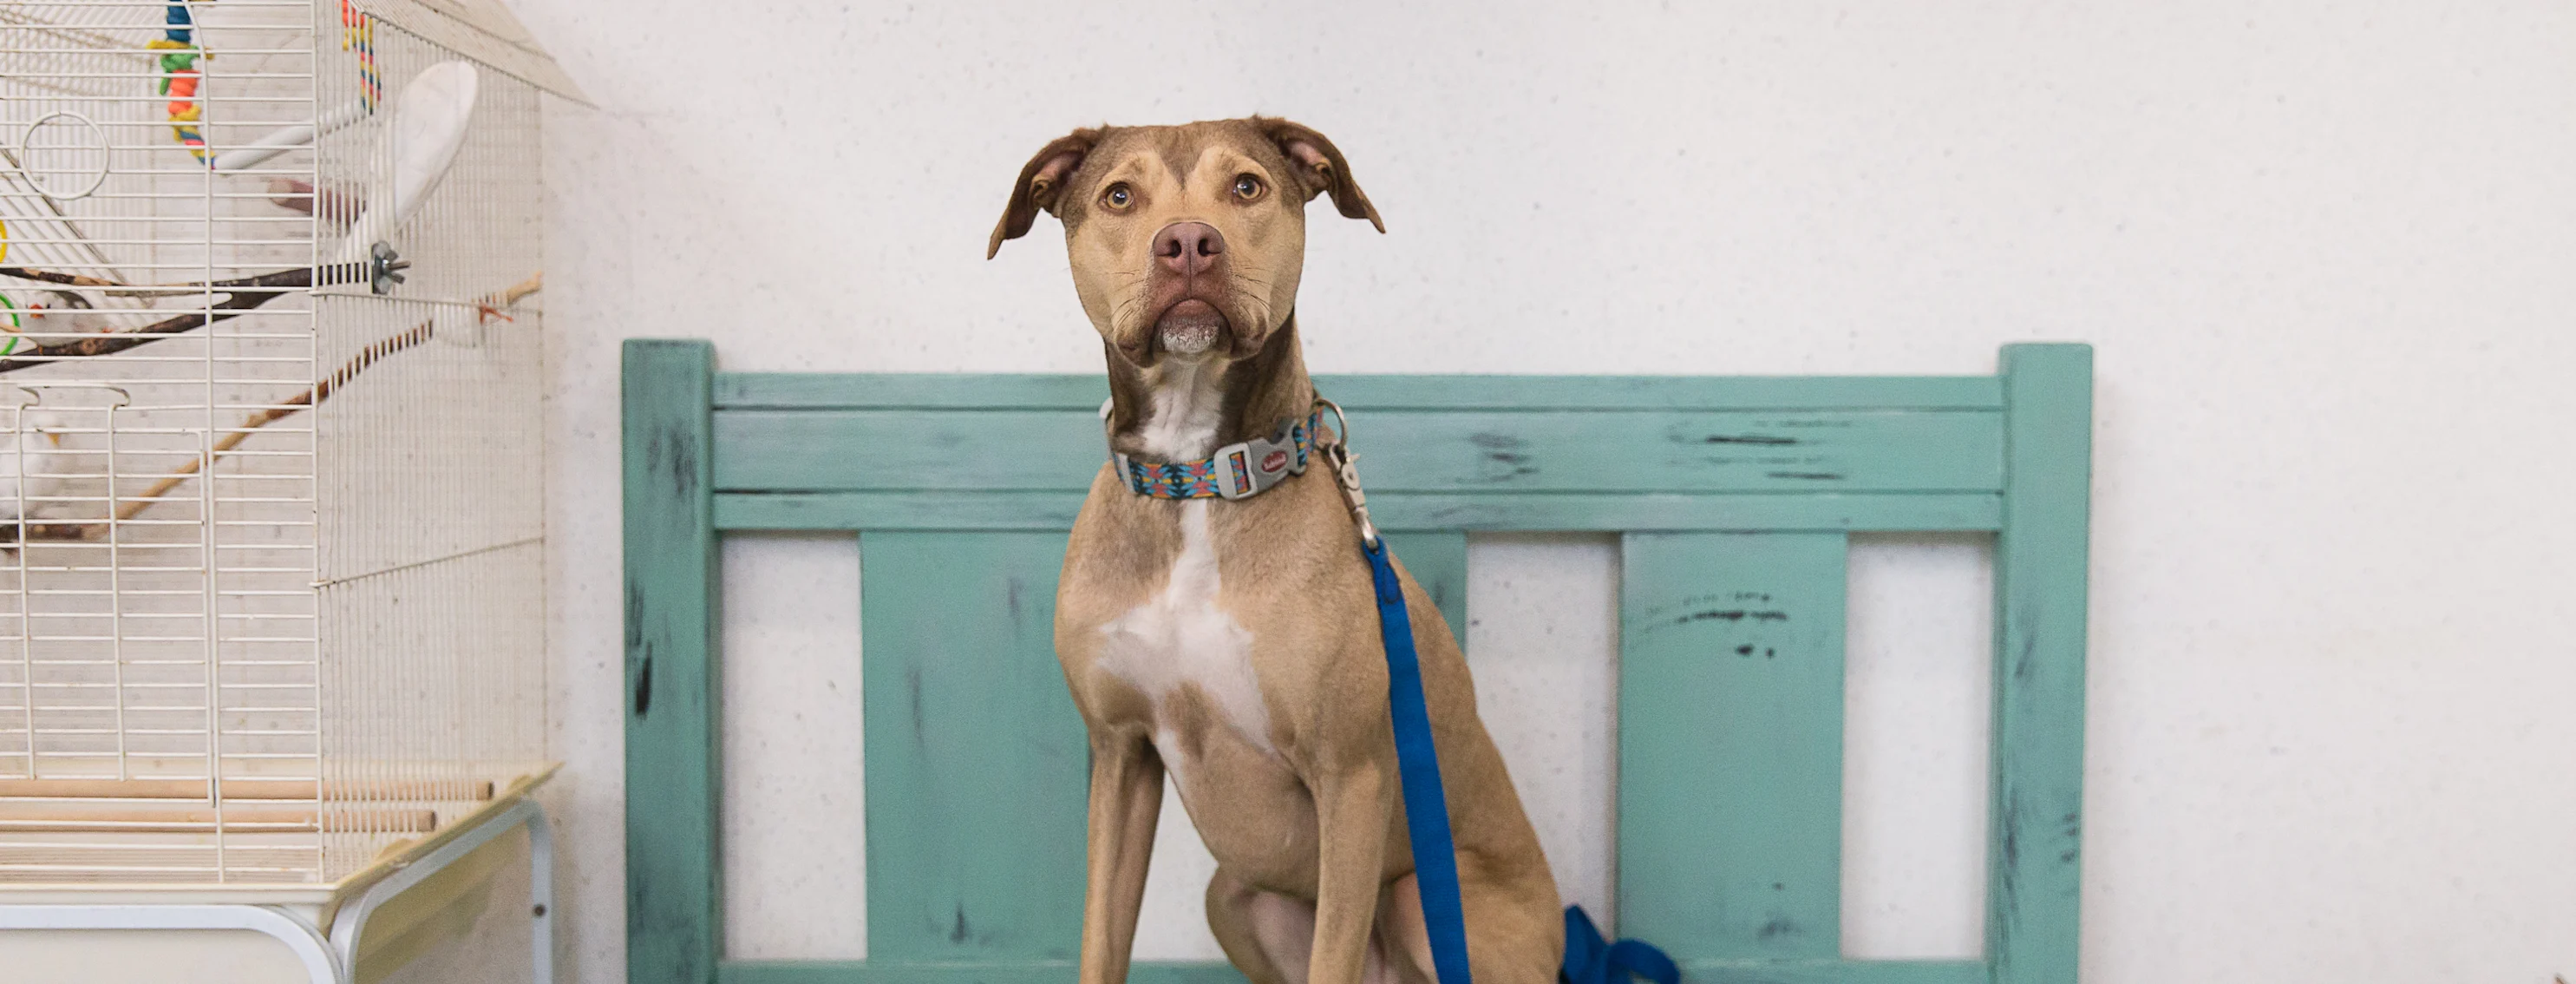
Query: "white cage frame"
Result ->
[[0, 0, 573, 894]]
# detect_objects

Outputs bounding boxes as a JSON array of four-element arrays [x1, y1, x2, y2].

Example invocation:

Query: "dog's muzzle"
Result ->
[[1156, 299, 1226, 355]]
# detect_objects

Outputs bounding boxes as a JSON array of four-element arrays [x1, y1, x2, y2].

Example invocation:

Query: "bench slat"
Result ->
[[712, 490, 2002, 533], [859, 531, 1089, 963], [713, 373, 2004, 412], [715, 409, 2002, 495], [1619, 531, 1851, 960]]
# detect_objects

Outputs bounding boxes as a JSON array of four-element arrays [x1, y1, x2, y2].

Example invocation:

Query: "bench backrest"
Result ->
[[622, 340, 2092, 984]]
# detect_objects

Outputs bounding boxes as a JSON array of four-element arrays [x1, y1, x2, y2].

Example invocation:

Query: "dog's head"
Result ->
[[989, 117, 1382, 368]]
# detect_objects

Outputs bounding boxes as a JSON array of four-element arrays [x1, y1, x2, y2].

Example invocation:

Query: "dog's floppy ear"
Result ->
[[1259, 117, 1383, 233], [988, 128, 1102, 259]]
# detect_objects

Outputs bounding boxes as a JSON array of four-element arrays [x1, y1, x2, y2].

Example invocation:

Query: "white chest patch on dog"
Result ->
[[1095, 499, 1272, 754], [1137, 358, 1226, 461]]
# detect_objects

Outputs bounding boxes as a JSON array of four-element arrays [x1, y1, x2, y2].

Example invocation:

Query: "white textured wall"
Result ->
[[504, 3, 2576, 982]]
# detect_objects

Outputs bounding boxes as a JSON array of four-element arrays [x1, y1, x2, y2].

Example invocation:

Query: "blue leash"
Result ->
[[1560, 907, 1678, 984], [1363, 539, 1677, 984], [1360, 536, 1478, 984], [1331, 397, 1671, 984]]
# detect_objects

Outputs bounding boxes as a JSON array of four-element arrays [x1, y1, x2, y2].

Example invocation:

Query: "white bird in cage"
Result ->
[[0, 410, 77, 525], [20, 291, 110, 343]]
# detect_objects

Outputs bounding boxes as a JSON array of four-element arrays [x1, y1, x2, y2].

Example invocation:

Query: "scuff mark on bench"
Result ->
[[1674, 608, 1789, 626]]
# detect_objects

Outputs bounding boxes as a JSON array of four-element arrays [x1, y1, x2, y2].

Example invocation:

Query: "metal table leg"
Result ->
[[328, 796, 553, 982]]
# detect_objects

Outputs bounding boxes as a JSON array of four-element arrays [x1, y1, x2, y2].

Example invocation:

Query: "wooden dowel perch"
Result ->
[[0, 777, 496, 801], [8, 272, 541, 544], [0, 263, 377, 372], [0, 806, 438, 835]]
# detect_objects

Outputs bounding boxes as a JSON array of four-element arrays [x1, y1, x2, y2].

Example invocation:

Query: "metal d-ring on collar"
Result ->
[[1311, 397, 1381, 548]]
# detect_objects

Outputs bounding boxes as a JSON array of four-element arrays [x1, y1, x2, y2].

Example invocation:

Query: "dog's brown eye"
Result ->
[[1102, 183, 1133, 210], [1232, 174, 1263, 200]]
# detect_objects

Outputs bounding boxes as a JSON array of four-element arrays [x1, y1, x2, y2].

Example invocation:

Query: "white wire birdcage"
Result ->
[[0, 0, 566, 889]]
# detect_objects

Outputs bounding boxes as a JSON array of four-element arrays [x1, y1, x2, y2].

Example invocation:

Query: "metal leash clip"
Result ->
[[1312, 397, 1380, 548]]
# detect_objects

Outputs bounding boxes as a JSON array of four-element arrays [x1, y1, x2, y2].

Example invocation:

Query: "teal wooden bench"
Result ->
[[622, 341, 2093, 984]]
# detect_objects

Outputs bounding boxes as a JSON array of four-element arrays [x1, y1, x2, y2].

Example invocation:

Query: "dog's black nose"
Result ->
[[1154, 221, 1225, 277]]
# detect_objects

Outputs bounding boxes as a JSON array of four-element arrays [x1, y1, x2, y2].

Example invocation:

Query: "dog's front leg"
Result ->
[[1080, 732, 1164, 984], [1309, 759, 1392, 984]]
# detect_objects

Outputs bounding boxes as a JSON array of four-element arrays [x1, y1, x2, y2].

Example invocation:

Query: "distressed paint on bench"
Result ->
[[710, 373, 2006, 412], [714, 408, 2003, 495], [1987, 346, 2091, 984], [623, 344, 2093, 984], [624, 339, 724, 984], [860, 531, 1089, 962], [1619, 531, 1850, 960], [710, 489, 2005, 535]]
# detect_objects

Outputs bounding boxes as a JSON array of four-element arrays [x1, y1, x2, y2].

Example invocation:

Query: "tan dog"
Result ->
[[989, 118, 1562, 984]]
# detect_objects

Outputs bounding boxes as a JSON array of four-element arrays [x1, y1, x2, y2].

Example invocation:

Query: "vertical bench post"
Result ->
[[624, 339, 722, 984], [1987, 344, 2092, 984]]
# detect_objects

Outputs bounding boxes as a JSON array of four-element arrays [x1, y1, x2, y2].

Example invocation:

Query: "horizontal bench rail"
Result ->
[[713, 373, 2006, 412]]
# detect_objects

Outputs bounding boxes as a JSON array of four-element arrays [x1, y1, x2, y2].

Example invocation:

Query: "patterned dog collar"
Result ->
[[1103, 400, 1321, 501]]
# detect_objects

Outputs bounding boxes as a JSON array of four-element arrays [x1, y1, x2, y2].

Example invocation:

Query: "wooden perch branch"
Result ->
[[7, 272, 542, 544], [0, 267, 125, 289], [114, 320, 436, 523], [0, 264, 369, 292], [0, 263, 374, 373]]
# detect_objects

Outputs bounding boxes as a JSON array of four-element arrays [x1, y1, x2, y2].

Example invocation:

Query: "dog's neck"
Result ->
[[1105, 314, 1313, 462]]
